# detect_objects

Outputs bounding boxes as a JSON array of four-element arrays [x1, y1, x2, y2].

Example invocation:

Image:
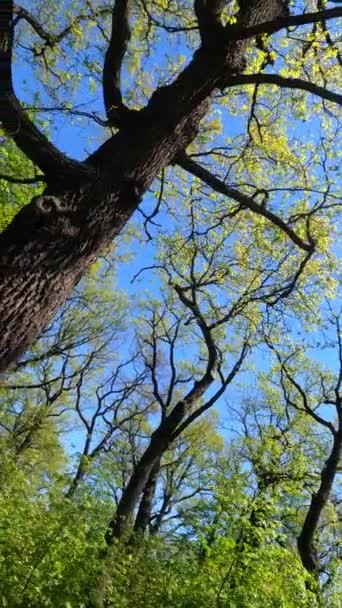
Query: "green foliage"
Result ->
[[101, 537, 311, 608], [1, 1, 342, 606], [0, 467, 313, 608], [0, 462, 110, 607], [0, 137, 43, 231]]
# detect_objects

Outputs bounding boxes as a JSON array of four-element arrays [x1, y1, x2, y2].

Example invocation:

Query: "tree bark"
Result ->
[[134, 458, 160, 534], [0, 0, 292, 372]]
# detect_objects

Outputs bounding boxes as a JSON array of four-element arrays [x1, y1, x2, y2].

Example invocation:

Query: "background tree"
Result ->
[[0, 0, 341, 369]]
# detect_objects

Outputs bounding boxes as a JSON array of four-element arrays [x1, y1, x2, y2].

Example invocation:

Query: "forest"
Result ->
[[0, 1, 341, 606]]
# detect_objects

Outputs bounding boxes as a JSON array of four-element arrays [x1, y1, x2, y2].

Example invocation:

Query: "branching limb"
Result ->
[[106, 281, 222, 541], [175, 152, 314, 253], [226, 73, 342, 107], [170, 338, 250, 442], [265, 336, 342, 573], [228, 6, 342, 40], [137, 169, 164, 241], [139, 0, 197, 34], [13, 4, 112, 51], [0, 2, 94, 182], [13, 4, 54, 42]]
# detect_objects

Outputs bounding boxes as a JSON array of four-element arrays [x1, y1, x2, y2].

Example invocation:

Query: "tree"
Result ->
[[0, 0, 341, 370], [264, 315, 342, 583]]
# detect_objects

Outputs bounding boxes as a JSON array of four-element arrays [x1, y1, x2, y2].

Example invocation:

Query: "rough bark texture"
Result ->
[[0, 101, 207, 370], [0, 0, 291, 372]]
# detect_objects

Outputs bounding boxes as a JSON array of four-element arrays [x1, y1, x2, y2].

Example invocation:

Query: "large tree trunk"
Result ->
[[105, 414, 181, 541], [0, 0, 290, 371], [0, 101, 207, 370]]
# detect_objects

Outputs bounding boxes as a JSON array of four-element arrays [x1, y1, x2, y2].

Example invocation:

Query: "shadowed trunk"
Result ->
[[0, 101, 206, 371], [297, 429, 342, 573], [134, 458, 160, 534]]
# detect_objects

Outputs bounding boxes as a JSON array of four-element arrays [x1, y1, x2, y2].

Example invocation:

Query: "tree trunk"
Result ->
[[0, 59, 214, 372], [0, 102, 206, 371], [134, 458, 160, 534], [105, 418, 178, 542], [297, 429, 342, 573]]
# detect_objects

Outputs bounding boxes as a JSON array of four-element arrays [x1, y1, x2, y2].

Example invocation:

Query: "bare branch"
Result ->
[[13, 4, 112, 50], [286, 370, 335, 433], [103, 0, 132, 127], [171, 339, 250, 441], [175, 152, 314, 253], [13, 4, 54, 42], [226, 73, 342, 107], [138, 169, 165, 241], [262, 334, 342, 573], [266, 340, 336, 434]]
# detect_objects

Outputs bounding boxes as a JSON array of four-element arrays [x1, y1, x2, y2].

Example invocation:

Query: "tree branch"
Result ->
[[0, 172, 46, 184], [13, 4, 112, 50], [228, 6, 342, 40], [103, 0, 132, 128], [13, 4, 54, 42], [226, 73, 342, 107], [170, 339, 250, 442], [106, 283, 220, 541], [283, 368, 336, 434], [175, 152, 314, 253], [0, 1, 95, 182], [267, 340, 336, 434]]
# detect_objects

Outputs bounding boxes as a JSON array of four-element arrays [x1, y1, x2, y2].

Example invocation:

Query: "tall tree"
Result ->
[[265, 320, 342, 580], [0, 0, 341, 370]]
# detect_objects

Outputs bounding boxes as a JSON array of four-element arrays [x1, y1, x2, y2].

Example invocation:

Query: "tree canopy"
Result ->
[[0, 1, 341, 607]]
